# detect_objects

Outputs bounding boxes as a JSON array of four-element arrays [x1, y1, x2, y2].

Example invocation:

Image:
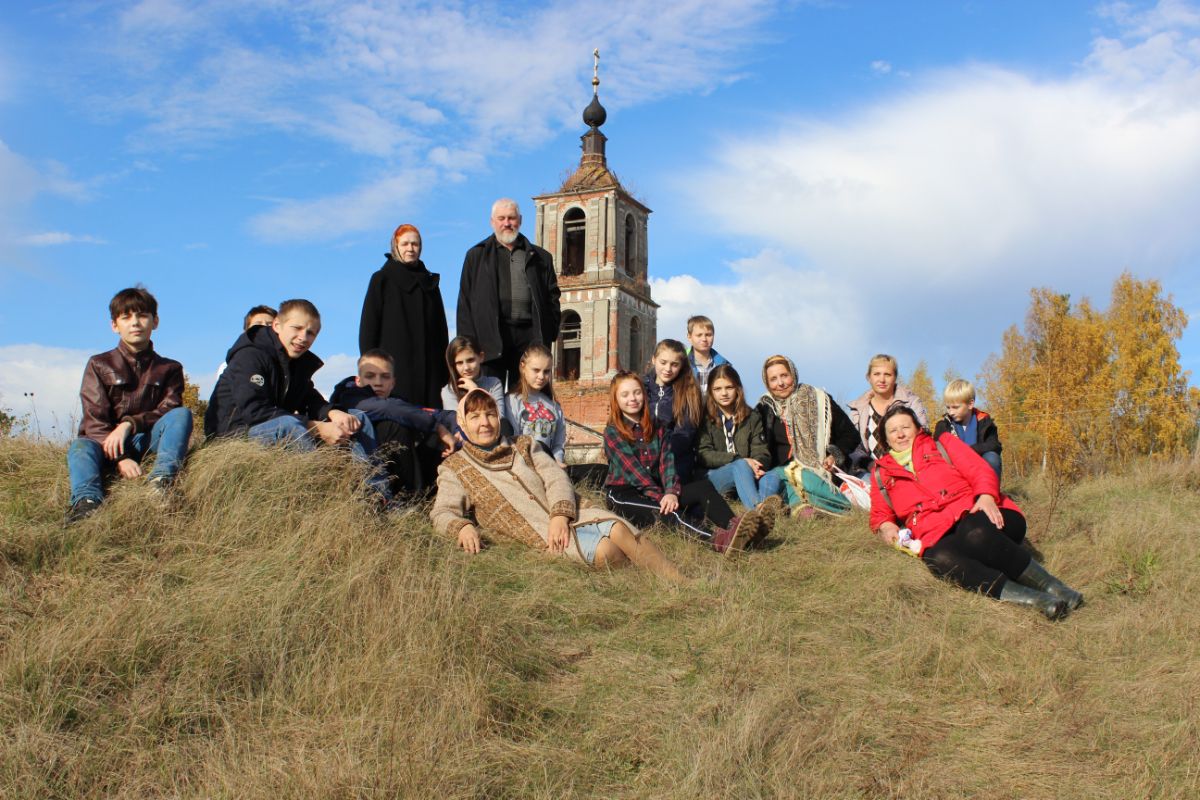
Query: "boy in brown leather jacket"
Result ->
[[66, 286, 192, 523]]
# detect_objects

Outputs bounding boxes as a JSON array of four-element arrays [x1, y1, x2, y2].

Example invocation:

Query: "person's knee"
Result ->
[[1000, 509, 1026, 541], [160, 406, 192, 425], [608, 521, 636, 545], [68, 437, 102, 458], [593, 537, 628, 569], [960, 523, 995, 550], [252, 416, 310, 447]]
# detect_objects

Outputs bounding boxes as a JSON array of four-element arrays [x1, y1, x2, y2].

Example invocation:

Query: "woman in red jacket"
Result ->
[[869, 407, 1083, 619]]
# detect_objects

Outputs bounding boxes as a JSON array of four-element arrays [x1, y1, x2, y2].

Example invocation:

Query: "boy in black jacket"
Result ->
[[330, 349, 456, 497], [933, 378, 1003, 478], [205, 300, 384, 493]]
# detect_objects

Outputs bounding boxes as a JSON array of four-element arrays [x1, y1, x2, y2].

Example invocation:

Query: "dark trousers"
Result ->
[[566, 463, 609, 489], [373, 421, 444, 498], [921, 509, 1029, 597], [484, 321, 538, 391], [604, 482, 735, 541]]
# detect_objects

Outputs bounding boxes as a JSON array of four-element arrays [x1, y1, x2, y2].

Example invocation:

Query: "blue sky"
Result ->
[[2, 0, 1199, 436]]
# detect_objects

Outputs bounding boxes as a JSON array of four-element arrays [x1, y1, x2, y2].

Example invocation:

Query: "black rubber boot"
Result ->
[[999, 581, 1070, 620], [1017, 560, 1084, 611]]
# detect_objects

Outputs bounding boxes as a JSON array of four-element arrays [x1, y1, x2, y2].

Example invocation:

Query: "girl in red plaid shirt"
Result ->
[[602, 371, 773, 555]]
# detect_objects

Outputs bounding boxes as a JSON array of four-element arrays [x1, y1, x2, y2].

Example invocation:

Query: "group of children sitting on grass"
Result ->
[[67, 285, 1084, 619]]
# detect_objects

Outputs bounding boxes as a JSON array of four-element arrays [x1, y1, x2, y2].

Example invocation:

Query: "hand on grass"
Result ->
[[659, 493, 679, 516], [116, 458, 142, 479], [548, 515, 570, 553], [102, 422, 133, 460], [876, 522, 900, 546], [458, 524, 482, 554]]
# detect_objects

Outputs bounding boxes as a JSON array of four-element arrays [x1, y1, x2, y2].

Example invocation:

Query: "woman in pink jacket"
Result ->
[[869, 406, 1083, 619]]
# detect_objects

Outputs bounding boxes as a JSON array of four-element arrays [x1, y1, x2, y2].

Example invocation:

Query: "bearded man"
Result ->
[[456, 198, 562, 389]]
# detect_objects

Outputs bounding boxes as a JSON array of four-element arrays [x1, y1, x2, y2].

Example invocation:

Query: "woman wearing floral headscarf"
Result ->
[[755, 354, 861, 515], [432, 388, 685, 582]]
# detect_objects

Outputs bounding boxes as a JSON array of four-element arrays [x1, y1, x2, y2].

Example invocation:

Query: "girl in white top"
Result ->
[[502, 344, 566, 463], [440, 335, 505, 411]]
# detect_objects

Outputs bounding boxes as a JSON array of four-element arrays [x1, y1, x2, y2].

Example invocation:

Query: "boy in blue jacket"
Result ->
[[685, 315, 730, 396], [933, 379, 1003, 479]]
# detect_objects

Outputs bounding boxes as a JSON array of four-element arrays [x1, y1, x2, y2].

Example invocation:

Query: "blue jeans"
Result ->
[[67, 407, 193, 504], [247, 410, 389, 497], [981, 450, 1003, 480], [706, 459, 785, 507]]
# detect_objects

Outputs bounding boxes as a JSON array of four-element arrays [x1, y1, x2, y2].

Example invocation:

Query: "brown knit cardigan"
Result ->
[[431, 435, 637, 563]]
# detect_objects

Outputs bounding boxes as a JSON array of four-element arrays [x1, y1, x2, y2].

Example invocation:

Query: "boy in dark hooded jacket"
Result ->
[[205, 300, 382, 485]]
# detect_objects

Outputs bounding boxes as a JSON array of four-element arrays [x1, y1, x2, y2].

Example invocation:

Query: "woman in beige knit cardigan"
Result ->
[[432, 389, 684, 581]]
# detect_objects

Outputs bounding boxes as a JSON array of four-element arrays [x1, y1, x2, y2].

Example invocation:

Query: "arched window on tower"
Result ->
[[627, 316, 641, 372], [558, 310, 582, 381], [562, 208, 586, 276], [624, 213, 636, 277]]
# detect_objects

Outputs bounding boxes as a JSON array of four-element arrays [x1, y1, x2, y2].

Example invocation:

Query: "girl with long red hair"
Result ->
[[602, 371, 772, 555]]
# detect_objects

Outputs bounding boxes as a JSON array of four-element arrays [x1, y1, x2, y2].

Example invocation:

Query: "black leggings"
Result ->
[[921, 509, 1029, 597], [604, 482, 735, 541]]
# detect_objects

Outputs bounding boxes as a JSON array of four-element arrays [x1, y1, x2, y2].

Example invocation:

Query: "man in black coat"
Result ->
[[456, 198, 561, 389]]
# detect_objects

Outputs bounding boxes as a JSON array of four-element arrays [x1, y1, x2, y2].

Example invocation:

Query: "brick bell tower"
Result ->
[[532, 51, 658, 461]]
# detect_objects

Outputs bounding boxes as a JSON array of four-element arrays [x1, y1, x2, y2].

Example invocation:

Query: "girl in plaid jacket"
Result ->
[[603, 371, 773, 555]]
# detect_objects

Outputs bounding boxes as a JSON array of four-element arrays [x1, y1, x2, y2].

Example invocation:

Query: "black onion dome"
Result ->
[[583, 93, 607, 129]]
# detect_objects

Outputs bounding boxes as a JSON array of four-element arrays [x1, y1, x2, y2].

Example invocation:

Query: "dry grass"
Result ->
[[2, 438, 1199, 799]]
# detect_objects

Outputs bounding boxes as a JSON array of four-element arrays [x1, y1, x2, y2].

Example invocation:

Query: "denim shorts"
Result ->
[[572, 519, 618, 565]]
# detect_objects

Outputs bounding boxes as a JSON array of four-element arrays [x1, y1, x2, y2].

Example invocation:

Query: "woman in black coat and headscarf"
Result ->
[[359, 223, 449, 408]]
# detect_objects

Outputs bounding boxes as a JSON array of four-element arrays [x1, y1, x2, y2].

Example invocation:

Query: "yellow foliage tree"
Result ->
[[907, 359, 939, 428], [1104, 272, 1191, 460], [980, 274, 1195, 479], [182, 374, 208, 442]]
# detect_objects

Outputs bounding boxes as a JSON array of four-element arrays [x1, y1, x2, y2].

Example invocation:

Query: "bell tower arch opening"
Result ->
[[562, 207, 586, 276], [557, 310, 582, 381], [623, 213, 636, 277]]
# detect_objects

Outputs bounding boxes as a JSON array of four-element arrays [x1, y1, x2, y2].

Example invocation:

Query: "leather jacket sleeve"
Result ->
[[78, 357, 116, 439]]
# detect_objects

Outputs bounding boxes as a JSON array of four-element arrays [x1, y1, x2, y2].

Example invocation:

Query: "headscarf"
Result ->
[[389, 223, 422, 261], [457, 388, 504, 450], [759, 355, 833, 480]]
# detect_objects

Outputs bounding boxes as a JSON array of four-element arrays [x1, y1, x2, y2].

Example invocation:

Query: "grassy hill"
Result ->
[[2, 438, 1199, 798]]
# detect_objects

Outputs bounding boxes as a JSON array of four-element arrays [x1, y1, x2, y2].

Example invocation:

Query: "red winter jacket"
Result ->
[[869, 431, 1021, 550]]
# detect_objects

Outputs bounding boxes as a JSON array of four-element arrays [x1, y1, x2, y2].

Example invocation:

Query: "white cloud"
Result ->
[[0, 344, 91, 440], [871, 59, 892, 75], [17, 232, 107, 246], [1, 140, 95, 269], [67, 0, 779, 241], [673, 0, 1200, 396], [314, 353, 358, 400], [249, 169, 436, 242], [652, 250, 868, 399]]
